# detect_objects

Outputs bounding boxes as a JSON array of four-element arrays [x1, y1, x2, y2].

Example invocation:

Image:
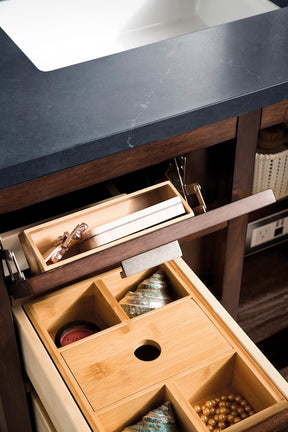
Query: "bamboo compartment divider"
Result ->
[[22, 258, 288, 432]]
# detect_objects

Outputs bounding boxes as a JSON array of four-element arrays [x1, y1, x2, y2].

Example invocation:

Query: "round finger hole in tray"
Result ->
[[134, 340, 161, 361]]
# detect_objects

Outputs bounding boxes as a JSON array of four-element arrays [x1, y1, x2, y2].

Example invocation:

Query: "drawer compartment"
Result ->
[[96, 352, 286, 432], [23, 263, 193, 348], [16, 258, 288, 431], [24, 262, 232, 427], [19, 181, 193, 274], [173, 352, 286, 431], [96, 382, 196, 432]]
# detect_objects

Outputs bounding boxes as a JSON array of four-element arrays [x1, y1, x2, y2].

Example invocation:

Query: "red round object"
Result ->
[[59, 327, 95, 346], [55, 321, 99, 347]]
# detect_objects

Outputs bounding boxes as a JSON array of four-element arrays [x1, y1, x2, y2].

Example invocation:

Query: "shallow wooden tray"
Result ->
[[79, 196, 186, 250], [19, 181, 193, 274]]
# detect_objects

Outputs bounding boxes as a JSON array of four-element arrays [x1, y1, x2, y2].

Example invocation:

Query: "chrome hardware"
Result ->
[[165, 156, 207, 214], [0, 237, 25, 282], [184, 182, 207, 215]]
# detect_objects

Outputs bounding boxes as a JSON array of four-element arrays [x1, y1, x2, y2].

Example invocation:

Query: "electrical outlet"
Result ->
[[246, 210, 288, 252]]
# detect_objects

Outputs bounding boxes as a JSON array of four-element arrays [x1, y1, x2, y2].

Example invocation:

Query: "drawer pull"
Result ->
[[121, 241, 182, 277]]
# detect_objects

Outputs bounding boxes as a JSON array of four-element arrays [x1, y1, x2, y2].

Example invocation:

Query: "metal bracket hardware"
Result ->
[[184, 183, 207, 215], [165, 156, 207, 215], [0, 237, 25, 283]]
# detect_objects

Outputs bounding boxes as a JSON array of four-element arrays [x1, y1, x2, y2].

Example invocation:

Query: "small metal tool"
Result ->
[[44, 222, 88, 264]]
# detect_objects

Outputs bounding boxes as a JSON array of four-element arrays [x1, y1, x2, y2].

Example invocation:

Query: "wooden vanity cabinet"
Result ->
[[1, 100, 288, 431]]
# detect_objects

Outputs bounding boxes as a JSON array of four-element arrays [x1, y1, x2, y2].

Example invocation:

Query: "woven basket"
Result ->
[[252, 147, 288, 200]]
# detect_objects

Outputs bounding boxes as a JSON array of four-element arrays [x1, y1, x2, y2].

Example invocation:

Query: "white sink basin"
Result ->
[[0, 0, 278, 71]]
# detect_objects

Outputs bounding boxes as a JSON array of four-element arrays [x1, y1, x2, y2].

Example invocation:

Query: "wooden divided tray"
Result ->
[[19, 181, 193, 274], [19, 258, 288, 432]]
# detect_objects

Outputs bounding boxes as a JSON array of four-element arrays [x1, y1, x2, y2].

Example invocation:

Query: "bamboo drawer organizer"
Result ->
[[19, 181, 192, 274], [15, 258, 288, 432], [11, 183, 288, 431]]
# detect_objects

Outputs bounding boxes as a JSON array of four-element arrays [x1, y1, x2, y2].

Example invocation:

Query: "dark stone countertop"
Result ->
[[1, 6, 288, 190]]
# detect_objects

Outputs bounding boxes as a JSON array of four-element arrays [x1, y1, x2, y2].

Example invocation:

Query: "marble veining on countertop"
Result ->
[[1, 7, 288, 189]]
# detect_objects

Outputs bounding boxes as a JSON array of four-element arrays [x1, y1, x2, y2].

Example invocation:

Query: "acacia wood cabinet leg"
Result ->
[[221, 109, 261, 317], [0, 265, 32, 432]]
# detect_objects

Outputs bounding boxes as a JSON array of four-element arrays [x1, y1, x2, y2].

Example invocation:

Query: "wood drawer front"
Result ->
[[11, 189, 276, 301], [13, 258, 288, 432]]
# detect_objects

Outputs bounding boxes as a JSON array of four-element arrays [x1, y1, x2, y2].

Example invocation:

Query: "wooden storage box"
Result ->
[[13, 258, 288, 432], [19, 181, 193, 274]]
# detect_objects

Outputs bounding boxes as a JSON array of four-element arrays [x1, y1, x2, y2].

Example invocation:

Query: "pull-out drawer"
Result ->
[[5, 183, 287, 431], [13, 258, 288, 432]]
